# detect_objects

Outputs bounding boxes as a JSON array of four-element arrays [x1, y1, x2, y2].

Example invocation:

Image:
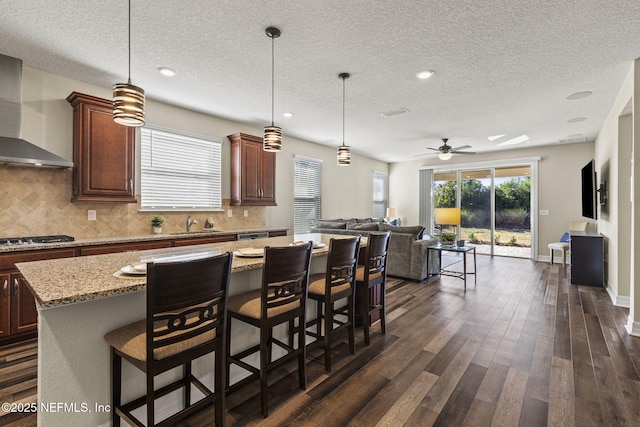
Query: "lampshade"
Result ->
[[113, 81, 145, 126], [435, 207, 461, 225], [263, 125, 282, 152], [337, 145, 351, 165], [112, 0, 145, 127], [386, 208, 397, 217], [264, 27, 282, 152], [438, 151, 453, 160]]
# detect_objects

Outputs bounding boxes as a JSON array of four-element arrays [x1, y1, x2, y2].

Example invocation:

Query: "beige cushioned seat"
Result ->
[[355, 265, 382, 282], [307, 273, 352, 296], [104, 316, 215, 362], [227, 289, 300, 319]]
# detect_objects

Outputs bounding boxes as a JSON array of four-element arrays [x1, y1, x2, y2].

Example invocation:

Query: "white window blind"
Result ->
[[373, 171, 388, 218], [294, 156, 322, 234], [140, 127, 222, 211]]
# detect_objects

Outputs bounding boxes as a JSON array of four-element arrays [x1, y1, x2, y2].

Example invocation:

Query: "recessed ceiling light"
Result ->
[[488, 134, 505, 141], [283, 112, 294, 118], [380, 108, 409, 117], [567, 117, 586, 123], [567, 91, 592, 100], [497, 134, 529, 146], [157, 67, 176, 77], [416, 70, 434, 80]]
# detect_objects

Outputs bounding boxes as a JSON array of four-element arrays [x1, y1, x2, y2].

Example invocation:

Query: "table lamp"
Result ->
[[434, 207, 460, 245], [386, 208, 397, 224]]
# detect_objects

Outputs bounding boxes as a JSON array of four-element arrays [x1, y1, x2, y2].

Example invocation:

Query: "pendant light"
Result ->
[[264, 27, 282, 151], [337, 72, 351, 166], [113, 0, 145, 127]]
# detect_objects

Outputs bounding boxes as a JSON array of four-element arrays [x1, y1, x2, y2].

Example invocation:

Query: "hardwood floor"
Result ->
[[0, 338, 37, 427], [2, 255, 639, 426]]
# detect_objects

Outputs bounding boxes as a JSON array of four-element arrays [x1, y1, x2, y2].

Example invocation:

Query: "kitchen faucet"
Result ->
[[186, 216, 198, 232]]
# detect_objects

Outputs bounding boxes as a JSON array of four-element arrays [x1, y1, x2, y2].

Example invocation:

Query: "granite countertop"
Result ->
[[16, 233, 357, 309], [0, 227, 288, 254]]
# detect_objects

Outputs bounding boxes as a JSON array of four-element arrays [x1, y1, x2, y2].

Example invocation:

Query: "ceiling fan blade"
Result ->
[[452, 150, 476, 155], [451, 145, 472, 151], [424, 147, 441, 152], [414, 152, 439, 157]]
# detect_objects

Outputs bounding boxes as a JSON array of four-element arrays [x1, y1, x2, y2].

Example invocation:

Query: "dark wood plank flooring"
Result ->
[[2, 255, 639, 426]]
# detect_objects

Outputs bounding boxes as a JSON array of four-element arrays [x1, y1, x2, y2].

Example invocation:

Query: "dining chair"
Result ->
[[306, 236, 360, 371], [356, 232, 391, 345], [104, 252, 233, 427], [225, 242, 313, 417]]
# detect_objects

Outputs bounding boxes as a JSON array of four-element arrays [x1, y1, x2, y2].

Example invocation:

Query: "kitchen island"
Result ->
[[16, 234, 352, 427]]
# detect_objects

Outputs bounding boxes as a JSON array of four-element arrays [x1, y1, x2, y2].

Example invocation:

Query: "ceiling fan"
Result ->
[[420, 138, 476, 160]]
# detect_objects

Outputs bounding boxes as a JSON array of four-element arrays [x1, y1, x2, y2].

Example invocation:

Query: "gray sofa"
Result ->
[[309, 218, 440, 282]]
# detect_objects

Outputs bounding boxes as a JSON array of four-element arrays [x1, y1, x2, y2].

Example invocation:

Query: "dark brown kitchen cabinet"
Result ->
[[0, 274, 9, 338], [0, 248, 76, 344], [67, 92, 136, 203], [228, 133, 276, 206]]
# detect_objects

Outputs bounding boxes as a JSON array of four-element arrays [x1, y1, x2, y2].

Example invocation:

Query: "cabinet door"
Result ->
[[241, 141, 262, 203], [67, 92, 136, 203], [260, 149, 276, 204], [0, 274, 10, 338], [10, 274, 37, 335]]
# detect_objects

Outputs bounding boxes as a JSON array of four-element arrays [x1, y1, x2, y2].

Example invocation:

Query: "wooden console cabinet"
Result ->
[[67, 92, 136, 203], [570, 231, 604, 287], [228, 133, 276, 206]]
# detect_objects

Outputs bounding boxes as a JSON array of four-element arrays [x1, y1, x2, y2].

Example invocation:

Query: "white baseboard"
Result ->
[[606, 284, 631, 308], [537, 254, 572, 266], [625, 316, 640, 337]]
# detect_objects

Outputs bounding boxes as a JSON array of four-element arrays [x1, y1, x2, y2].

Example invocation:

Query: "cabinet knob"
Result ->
[[2, 280, 7, 297], [13, 278, 18, 296]]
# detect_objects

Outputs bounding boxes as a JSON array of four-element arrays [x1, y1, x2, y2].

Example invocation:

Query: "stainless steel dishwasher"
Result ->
[[237, 231, 269, 240]]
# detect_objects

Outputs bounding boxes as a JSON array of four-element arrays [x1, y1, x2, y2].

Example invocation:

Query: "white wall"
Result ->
[[389, 142, 596, 259]]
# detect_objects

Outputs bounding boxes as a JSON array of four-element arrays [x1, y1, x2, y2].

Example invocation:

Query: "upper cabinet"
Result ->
[[66, 92, 136, 203], [228, 133, 276, 206]]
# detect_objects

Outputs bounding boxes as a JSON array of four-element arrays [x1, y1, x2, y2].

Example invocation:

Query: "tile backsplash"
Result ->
[[0, 167, 265, 238]]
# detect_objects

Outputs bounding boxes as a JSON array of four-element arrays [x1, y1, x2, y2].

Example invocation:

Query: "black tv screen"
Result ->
[[581, 160, 597, 219]]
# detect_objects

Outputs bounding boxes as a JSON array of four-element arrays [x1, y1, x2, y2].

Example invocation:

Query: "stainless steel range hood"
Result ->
[[0, 53, 73, 168]]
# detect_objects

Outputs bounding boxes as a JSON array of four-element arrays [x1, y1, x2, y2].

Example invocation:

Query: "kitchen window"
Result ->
[[293, 155, 322, 234], [372, 171, 388, 218], [140, 127, 222, 211]]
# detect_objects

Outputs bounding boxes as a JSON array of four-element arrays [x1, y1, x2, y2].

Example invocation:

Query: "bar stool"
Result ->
[[104, 252, 233, 427], [356, 232, 391, 345], [226, 242, 313, 417], [306, 236, 360, 372]]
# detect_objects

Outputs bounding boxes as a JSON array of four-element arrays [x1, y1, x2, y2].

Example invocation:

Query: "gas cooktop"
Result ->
[[0, 235, 75, 246]]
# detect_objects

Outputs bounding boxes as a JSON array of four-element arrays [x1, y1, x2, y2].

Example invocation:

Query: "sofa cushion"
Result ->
[[346, 222, 379, 231], [314, 221, 347, 230], [377, 224, 425, 240]]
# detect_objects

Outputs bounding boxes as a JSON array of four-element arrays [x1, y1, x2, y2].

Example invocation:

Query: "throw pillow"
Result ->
[[377, 223, 425, 240]]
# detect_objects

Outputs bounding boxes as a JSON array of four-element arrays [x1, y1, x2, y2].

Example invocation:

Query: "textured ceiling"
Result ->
[[1, 0, 639, 162]]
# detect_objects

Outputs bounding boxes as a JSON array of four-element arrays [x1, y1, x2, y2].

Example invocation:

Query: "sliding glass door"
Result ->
[[433, 165, 532, 258]]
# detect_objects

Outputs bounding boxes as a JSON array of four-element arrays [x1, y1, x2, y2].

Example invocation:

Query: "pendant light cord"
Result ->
[[127, 0, 132, 84], [271, 35, 275, 126], [342, 76, 346, 146]]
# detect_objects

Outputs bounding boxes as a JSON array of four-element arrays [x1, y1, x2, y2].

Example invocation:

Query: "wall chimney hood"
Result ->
[[0, 53, 73, 168]]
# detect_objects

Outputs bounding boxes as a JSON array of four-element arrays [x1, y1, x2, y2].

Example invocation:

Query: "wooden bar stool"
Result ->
[[306, 236, 360, 372], [356, 232, 391, 345], [225, 242, 313, 417], [104, 252, 233, 427]]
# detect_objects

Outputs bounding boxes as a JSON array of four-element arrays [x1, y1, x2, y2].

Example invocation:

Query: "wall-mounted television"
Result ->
[[581, 159, 597, 219]]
